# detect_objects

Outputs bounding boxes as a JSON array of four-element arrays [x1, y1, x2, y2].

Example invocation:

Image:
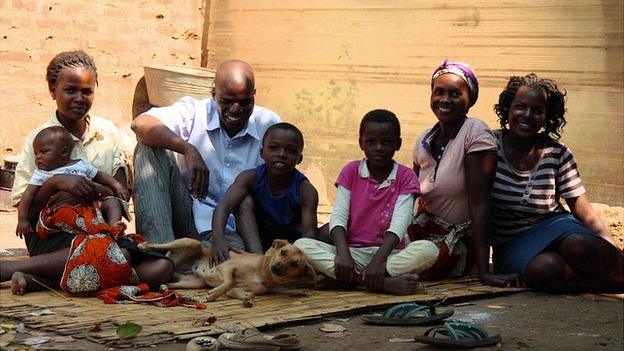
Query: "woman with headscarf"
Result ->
[[409, 60, 518, 287]]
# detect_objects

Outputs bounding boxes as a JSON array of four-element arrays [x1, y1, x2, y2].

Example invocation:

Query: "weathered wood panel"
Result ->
[[204, 0, 623, 206]]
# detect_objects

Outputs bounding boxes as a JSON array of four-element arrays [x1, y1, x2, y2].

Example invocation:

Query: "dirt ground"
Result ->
[[0, 292, 622, 350], [0, 200, 622, 350]]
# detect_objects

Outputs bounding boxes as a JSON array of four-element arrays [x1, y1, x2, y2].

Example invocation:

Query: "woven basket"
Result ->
[[144, 65, 216, 106]]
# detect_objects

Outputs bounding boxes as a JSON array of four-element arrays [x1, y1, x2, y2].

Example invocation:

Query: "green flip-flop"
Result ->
[[361, 302, 454, 325], [414, 321, 501, 349]]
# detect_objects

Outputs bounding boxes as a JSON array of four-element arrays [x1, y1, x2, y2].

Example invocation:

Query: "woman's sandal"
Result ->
[[186, 336, 219, 351], [414, 321, 501, 349], [217, 327, 300, 350], [361, 302, 454, 325]]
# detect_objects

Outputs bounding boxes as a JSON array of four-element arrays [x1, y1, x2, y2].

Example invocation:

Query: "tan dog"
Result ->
[[138, 238, 316, 307]]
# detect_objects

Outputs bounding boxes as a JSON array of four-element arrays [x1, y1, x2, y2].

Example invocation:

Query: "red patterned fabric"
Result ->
[[37, 201, 141, 295], [37, 201, 123, 239], [407, 203, 475, 279], [98, 283, 206, 309]]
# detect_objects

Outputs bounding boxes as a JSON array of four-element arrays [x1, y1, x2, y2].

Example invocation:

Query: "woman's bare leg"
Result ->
[[555, 234, 623, 287], [525, 250, 622, 293], [134, 257, 174, 289]]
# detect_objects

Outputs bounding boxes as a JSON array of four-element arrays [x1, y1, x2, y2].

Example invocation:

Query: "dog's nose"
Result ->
[[271, 263, 284, 275]]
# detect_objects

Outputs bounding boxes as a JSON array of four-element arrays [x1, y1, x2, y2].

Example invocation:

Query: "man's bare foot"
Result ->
[[11, 272, 36, 295], [382, 274, 424, 295]]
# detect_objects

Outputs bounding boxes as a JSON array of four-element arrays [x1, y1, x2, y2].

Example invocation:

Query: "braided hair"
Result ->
[[494, 73, 567, 140], [46, 50, 98, 89]]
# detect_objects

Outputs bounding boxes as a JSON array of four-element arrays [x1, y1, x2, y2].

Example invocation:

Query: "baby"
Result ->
[[16, 125, 130, 238]]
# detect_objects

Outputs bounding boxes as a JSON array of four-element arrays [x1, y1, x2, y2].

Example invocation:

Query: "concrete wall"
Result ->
[[0, 0, 205, 154], [204, 0, 624, 206]]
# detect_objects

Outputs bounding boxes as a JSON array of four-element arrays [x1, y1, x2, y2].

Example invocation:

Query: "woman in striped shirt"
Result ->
[[490, 74, 623, 293]]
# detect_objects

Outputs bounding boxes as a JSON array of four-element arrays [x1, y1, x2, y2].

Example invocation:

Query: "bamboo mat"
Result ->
[[0, 276, 524, 347]]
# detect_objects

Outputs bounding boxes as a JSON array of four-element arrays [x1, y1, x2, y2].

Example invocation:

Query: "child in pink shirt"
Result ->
[[295, 110, 438, 295]]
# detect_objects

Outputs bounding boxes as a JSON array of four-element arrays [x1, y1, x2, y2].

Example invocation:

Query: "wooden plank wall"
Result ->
[[203, 0, 624, 206]]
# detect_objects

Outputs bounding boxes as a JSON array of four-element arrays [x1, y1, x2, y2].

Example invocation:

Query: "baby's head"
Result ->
[[32, 126, 74, 171], [260, 122, 304, 175], [358, 109, 402, 168]]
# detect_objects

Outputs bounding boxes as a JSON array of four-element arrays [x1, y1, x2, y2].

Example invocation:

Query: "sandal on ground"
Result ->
[[414, 321, 501, 349], [361, 302, 454, 325], [186, 336, 219, 351], [217, 327, 300, 350]]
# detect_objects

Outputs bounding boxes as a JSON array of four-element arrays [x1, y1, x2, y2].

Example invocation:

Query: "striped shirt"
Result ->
[[490, 131, 585, 245]]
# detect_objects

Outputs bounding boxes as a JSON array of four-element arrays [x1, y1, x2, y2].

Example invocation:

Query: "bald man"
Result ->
[[131, 60, 280, 256]]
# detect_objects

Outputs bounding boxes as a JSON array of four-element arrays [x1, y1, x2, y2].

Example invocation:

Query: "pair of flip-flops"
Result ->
[[362, 302, 500, 349]]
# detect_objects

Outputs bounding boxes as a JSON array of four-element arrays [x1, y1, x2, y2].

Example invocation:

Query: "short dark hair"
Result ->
[[34, 126, 74, 151], [262, 122, 305, 150], [359, 109, 401, 139], [46, 50, 98, 89], [494, 73, 567, 140]]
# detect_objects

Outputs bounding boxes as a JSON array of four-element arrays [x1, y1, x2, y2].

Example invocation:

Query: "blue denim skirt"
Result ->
[[493, 213, 594, 283]]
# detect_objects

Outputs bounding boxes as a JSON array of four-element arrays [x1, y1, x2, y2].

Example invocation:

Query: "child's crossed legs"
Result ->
[[294, 238, 438, 295]]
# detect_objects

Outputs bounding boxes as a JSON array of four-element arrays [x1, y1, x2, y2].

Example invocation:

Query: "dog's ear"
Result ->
[[304, 262, 318, 288], [271, 239, 289, 249]]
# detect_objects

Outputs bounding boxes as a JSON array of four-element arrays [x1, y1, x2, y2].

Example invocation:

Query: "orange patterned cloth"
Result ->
[[36, 201, 141, 295], [98, 283, 206, 309]]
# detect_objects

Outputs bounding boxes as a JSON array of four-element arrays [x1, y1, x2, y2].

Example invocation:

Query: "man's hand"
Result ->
[[479, 272, 521, 288], [334, 250, 358, 284], [15, 219, 33, 239], [210, 235, 243, 267], [53, 174, 98, 200], [183, 144, 209, 199], [363, 257, 387, 292], [94, 183, 113, 198], [111, 183, 131, 201]]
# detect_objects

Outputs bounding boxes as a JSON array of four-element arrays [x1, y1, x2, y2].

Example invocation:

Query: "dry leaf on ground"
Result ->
[[388, 337, 415, 343], [192, 316, 217, 327], [319, 323, 346, 333], [326, 332, 350, 338], [0, 332, 15, 347], [28, 308, 54, 316], [21, 336, 51, 346]]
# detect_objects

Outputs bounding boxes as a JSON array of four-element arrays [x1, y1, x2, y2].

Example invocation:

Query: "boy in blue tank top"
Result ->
[[211, 123, 319, 264]]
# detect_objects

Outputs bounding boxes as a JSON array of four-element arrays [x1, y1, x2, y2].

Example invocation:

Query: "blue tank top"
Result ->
[[250, 164, 307, 250]]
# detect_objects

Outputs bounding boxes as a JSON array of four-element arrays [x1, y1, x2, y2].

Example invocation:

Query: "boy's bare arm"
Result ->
[[299, 180, 319, 239], [16, 185, 40, 238], [211, 170, 257, 265]]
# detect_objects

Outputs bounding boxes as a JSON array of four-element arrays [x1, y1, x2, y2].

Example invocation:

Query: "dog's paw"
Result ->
[[205, 293, 217, 302], [243, 296, 254, 308], [137, 242, 150, 250]]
